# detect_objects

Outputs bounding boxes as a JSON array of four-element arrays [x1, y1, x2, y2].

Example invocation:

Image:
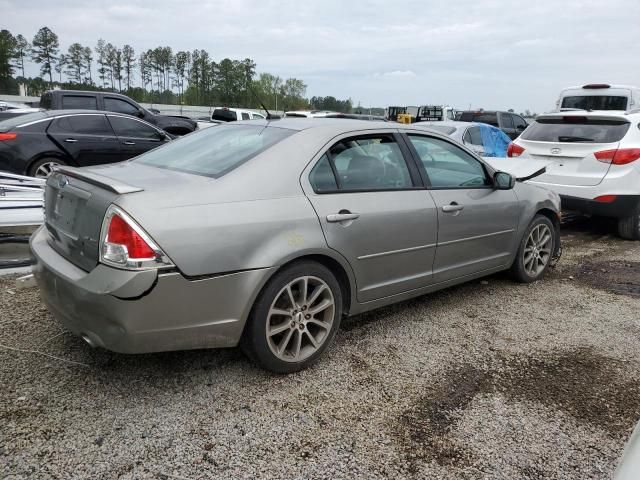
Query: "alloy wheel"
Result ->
[[34, 161, 60, 178], [266, 276, 335, 363], [523, 223, 552, 277]]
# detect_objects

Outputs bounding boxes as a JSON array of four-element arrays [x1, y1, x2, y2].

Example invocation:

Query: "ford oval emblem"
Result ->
[[57, 175, 69, 188], [550, 148, 562, 155]]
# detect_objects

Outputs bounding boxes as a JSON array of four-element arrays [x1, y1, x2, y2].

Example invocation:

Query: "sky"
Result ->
[[2, 0, 639, 113]]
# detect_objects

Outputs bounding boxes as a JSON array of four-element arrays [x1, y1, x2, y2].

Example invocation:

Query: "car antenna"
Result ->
[[261, 101, 274, 120]]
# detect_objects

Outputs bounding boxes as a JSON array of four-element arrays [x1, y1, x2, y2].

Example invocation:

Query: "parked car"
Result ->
[[508, 110, 640, 239], [414, 105, 458, 122], [413, 121, 512, 157], [458, 110, 528, 140], [0, 110, 171, 178], [557, 84, 639, 112], [31, 119, 560, 373], [0, 101, 42, 121], [40, 90, 197, 136], [197, 107, 266, 129]]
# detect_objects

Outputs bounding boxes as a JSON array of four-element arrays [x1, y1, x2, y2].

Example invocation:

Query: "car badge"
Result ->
[[550, 148, 561, 155]]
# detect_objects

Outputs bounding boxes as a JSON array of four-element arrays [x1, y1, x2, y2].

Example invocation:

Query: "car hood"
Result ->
[[483, 157, 553, 181]]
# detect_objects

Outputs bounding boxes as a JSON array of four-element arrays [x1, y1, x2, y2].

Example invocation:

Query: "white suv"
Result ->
[[509, 110, 640, 239]]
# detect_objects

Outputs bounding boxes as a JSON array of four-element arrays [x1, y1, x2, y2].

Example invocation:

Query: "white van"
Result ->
[[556, 84, 640, 112]]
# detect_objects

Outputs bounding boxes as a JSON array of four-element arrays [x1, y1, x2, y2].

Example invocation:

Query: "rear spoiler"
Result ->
[[54, 166, 143, 194]]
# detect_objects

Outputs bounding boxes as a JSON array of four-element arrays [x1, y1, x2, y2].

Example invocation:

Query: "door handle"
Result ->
[[442, 202, 464, 213], [64, 138, 78, 143], [327, 211, 360, 223], [123, 140, 136, 145]]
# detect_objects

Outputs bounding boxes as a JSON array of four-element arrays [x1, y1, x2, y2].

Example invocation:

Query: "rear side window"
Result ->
[[561, 95, 628, 111], [49, 115, 113, 135], [40, 93, 52, 109], [104, 97, 140, 116], [61, 95, 97, 110], [211, 109, 236, 122], [137, 124, 294, 178], [521, 117, 630, 143], [463, 127, 483, 145], [309, 154, 338, 192], [473, 112, 499, 127], [241, 112, 250, 120]]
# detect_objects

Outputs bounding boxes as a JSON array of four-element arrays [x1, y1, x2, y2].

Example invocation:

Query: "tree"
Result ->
[[83, 46, 93, 84], [139, 50, 151, 91], [0, 30, 16, 91], [95, 39, 107, 87], [12, 34, 30, 78], [122, 44, 135, 90], [173, 50, 190, 100], [65, 43, 84, 83], [31, 26, 59, 85], [54, 53, 66, 83]]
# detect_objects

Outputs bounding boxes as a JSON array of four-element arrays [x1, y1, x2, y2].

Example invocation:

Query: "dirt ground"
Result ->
[[1, 215, 639, 479]]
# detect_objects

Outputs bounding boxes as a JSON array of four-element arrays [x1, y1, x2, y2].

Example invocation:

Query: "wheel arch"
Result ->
[[26, 152, 74, 175], [535, 207, 562, 256]]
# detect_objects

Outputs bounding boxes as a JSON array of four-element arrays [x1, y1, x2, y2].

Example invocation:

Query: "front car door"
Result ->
[[404, 133, 520, 283], [106, 115, 168, 159], [302, 131, 439, 303], [46, 113, 123, 166]]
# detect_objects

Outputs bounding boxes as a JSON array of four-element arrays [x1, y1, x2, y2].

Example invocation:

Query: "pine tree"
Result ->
[[31, 26, 59, 85]]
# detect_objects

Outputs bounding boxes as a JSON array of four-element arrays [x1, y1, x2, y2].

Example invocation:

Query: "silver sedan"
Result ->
[[31, 119, 561, 372]]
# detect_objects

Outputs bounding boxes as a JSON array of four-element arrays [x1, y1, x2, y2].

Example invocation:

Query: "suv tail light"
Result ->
[[507, 142, 525, 157], [0, 132, 17, 141], [100, 205, 173, 270], [594, 148, 640, 165]]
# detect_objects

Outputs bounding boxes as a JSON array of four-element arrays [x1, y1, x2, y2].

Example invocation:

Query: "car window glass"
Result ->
[[241, 112, 250, 120], [501, 114, 515, 129], [513, 116, 528, 129], [327, 135, 413, 191], [408, 135, 490, 188], [108, 116, 159, 139], [104, 98, 140, 116], [61, 95, 97, 110], [50, 115, 112, 135], [253, 113, 265, 119], [471, 112, 498, 127], [463, 127, 483, 145], [309, 154, 338, 192]]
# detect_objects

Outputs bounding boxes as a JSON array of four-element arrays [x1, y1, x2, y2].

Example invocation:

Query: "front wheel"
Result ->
[[28, 158, 66, 178], [242, 261, 342, 373], [510, 215, 556, 283]]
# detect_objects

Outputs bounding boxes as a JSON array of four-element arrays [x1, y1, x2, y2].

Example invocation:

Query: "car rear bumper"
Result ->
[[30, 226, 275, 354], [560, 195, 639, 218]]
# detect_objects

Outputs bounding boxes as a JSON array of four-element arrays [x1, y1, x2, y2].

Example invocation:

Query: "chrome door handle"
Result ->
[[327, 212, 360, 223], [124, 140, 136, 145], [64, 138, 78, 143], [442, 203, 464, 213]]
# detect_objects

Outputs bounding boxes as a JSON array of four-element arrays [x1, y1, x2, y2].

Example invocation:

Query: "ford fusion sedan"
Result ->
[[0, 110, 171, 178], [31, 119, 561, 372]]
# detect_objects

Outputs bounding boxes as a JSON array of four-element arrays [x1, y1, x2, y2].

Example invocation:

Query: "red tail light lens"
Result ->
[[106, 214, 155, 259], [595, 148, 640, 165], [507, 143, 525, 157], [593, 195, 617, 203], [0, 132, 17, 141]]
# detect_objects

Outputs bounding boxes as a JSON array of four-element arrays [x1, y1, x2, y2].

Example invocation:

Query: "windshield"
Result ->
[[0, 111, 49, 131], [521, 117, 630, 143], [211, 109, 237, 122], [561, 95, 628, 110], [137, 124, 295, 178]]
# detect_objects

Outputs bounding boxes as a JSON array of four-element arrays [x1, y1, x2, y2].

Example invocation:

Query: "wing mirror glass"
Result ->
[[494, 171, 515, 190]]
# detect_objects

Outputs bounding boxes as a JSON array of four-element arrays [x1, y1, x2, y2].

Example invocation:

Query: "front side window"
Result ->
[[513, 115, 528, 129], [408, 135, 490, 188], [61, 95, 97, 110], [137, 124, 294, 178], [50, 114, 113, 135], [501, 113, 515, 130], [104, 97, 140, 116], [108, 116, 160, 139]]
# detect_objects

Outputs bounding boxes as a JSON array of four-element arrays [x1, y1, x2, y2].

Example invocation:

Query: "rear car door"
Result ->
[[405, 133, 520, 283], [106, 115, 168, 159], [303, 132, 438, 302], [46, 114, 123, 166], [500, 113, 517, 139]]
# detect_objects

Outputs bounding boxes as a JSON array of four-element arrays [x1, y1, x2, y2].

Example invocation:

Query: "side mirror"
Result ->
[[494, 171, 515, 190], [137, 108, 146, 118]]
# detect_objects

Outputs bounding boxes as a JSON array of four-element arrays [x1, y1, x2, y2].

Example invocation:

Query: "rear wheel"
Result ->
[[28, 158, 66, 178], [617, 203, 640, 240], [242, 261, 342, 373], [510, 215, 556, 283]]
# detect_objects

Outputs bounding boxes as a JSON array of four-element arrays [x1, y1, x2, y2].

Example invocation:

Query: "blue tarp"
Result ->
[[479, 123, 511, 157]]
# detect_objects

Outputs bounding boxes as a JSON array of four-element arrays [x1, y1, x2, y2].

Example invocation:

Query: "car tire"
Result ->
[[510, 214, 556, 283], [28, 158, 66, 178], [242, 261, 343, 373], [617, 204, 640, 240]]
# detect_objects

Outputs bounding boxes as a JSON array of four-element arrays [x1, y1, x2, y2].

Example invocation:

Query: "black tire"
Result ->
[[241, 261, 343, 373], [617, 203, 640, 240], [28, 158, 67, 178], [510, 214, 556, 283]]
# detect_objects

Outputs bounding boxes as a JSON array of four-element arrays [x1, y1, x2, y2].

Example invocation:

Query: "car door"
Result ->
[[499, 113, 517, 139], [404, 133, 520, 283], [513, 114, 528, 138], [46, 113, 123, 166], [106, 115, 168, 159], [303, 132, 438, 303]]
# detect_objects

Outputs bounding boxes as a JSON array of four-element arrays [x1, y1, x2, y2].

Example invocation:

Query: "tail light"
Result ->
[[507, 142, 525, 157], [99, 205, 173, 270], [594, 148, 640, 165], [594, 195, 617, 203], [0, 132, 17, 141]]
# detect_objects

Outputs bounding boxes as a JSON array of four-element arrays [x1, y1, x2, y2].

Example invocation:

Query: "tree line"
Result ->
[[0, 26, 353, 112]]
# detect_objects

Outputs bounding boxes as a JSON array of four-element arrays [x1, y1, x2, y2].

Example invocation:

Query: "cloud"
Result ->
[[374, 71, 417, 78]]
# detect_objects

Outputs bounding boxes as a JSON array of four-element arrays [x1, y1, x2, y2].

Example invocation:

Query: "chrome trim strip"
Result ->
[[438, 229, 515, 247], [357, 243, 436, 260]]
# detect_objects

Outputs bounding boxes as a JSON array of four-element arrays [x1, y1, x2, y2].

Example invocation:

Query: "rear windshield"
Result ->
[[521, 117, 630, 143], [211, 109, 236, 122], [459, 112, 498, 127], [0, 111, 49, 131], [137, 124, 294, 178], [561, 95, 628, 111]]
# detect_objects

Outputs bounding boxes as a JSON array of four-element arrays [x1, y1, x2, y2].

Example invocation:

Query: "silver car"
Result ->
[[31, 119, 561, 372]]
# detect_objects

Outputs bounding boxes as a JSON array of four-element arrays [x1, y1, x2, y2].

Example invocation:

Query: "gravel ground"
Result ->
[[1, 216, 639, 479]]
